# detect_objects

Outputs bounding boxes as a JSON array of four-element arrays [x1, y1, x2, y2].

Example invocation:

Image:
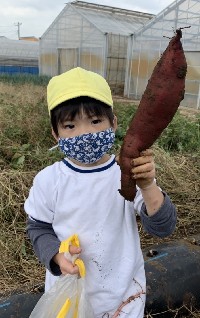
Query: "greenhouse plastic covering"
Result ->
[[72, 2, 153, 36], [0, 37, 39, 60], [0, 37, 39, 74], [43, 1, 154, 38], [125, 0, 200, 108]]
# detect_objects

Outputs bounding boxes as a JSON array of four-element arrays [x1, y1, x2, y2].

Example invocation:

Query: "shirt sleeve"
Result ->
[[139, 192, 177, 238], [24, 167, 57, 223], [26, 217, 61, 276]]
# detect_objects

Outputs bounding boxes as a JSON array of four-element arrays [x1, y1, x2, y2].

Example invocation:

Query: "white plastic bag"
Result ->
[[29, 273, 94, 318], [29, 234, 94, 318]]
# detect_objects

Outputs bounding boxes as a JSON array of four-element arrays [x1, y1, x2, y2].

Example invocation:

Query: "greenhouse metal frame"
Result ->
[[125, 0, 200, 109]]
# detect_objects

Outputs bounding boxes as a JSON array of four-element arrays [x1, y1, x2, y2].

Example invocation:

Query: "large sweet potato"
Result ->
[[119, 29, 187, 201]]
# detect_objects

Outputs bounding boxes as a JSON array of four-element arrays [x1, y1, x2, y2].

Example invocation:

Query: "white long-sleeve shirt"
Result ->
[[25, 155, 176, 318]]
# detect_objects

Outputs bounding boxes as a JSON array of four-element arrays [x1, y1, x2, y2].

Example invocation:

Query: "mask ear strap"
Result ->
[[48, 144, 59, 151]]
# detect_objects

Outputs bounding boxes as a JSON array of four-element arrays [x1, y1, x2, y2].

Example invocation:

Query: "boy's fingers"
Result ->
[[67, 264, 79, 275], [117, 149, 153, 167], [70, 265, 79, 275], [69, 245, 82, 255], [131, 162, 154, 175], [132, 170, 155, 180], [62, 262, 79, 275], [131, 156, 153, 167], [140, 149, 154, 157]]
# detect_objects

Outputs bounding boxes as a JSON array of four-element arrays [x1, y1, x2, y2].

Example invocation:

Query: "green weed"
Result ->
[[0, 73, 50, 85], [157, 111, 200, 152]]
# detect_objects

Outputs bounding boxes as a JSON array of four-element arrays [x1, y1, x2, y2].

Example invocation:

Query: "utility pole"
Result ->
[[14, 22, 22, 39]]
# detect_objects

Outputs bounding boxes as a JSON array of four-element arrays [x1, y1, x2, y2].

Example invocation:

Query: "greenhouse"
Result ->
[[124, 0, 200, 109], [0, 37, 39, 74], [39, 0, 200, 109], [39, 1, 153, 95]]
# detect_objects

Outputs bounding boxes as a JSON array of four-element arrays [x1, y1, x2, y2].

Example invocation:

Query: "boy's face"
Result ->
[[53, 110, 117, 140]]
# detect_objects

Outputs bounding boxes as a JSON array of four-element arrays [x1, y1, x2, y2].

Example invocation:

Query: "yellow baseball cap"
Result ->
[[47, 67, 113, 114]]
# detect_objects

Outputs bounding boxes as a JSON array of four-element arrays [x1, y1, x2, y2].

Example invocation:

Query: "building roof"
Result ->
[[134, 0, 200, 50], [43, 1, 154, 37], [71, 1, 154, 35]]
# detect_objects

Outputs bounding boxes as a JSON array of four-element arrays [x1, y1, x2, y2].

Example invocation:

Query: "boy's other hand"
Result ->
[[53, 245, 82, 275]]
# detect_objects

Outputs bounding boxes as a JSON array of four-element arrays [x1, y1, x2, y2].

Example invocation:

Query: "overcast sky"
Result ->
[[0, 0, 174, 40]]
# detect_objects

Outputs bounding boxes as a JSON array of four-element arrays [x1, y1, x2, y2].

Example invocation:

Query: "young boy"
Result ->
[[24, 67, 176, 318]]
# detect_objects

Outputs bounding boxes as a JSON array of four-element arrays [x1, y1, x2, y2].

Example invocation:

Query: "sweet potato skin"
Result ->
[[119, 29, 187, 201]]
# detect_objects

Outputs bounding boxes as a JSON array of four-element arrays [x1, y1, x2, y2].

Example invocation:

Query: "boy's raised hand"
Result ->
[[116, 149, 155, 190], [53, 245, 82, 275], [130, 149, 155, 190]]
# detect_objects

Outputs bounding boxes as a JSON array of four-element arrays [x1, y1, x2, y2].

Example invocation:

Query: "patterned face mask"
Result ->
[[58, 128, 115, 164]]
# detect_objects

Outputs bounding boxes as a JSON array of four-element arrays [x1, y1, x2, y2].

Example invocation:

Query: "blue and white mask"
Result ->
[[58, 128, 115, 164]]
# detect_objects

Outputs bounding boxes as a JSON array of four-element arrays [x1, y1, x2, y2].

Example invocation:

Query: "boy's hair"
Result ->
[[51, 96, 114, 136]]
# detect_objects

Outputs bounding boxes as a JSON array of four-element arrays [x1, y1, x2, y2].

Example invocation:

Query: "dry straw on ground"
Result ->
[[139, 146, 200, 248]]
